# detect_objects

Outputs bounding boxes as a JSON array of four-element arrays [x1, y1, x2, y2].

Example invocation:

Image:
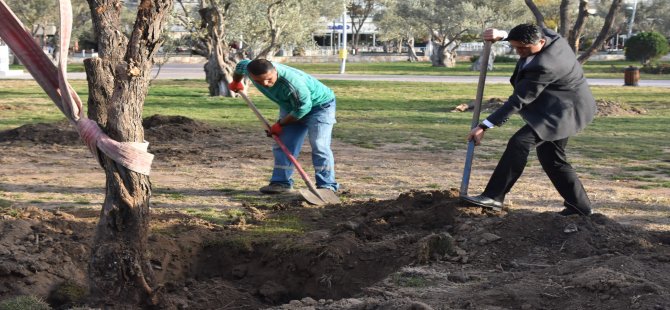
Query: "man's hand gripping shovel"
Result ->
[[460, 40, 493, 199], [238, 92, 341, 206]]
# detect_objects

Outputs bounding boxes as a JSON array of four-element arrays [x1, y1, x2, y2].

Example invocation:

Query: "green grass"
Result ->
[[10, 63, 85, 72], [183, 207, 247, 226], [392, 272, 431, 287], [286, 60, 670, 79], [9, 59, 670, 79], [0, 295, 50, 310], [0, 198, 12, 208]]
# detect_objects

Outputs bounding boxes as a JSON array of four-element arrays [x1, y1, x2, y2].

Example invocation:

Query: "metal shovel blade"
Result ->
[[299, 188, 341, 206]]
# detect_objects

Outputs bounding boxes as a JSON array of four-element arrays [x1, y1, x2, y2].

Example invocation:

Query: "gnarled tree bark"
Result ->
[[199, 3, 236, 96], [256, 0, 284, 59], [83, 0, 173, 306]]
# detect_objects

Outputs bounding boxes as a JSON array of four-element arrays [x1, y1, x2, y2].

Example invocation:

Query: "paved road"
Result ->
[[3, 63, 670, 87]]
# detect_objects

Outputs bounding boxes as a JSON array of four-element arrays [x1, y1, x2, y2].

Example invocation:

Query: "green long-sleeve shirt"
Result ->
[[235, 60, 335, 119]]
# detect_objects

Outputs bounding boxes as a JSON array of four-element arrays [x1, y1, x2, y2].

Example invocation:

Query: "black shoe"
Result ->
[[558, 207, 592, 216], [460, 195, 503, 212]]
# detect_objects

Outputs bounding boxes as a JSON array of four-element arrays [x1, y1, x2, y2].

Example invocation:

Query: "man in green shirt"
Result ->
[[230, 59, 340, 194]]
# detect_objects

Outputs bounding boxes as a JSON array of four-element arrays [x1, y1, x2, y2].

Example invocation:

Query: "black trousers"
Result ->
[[482, 125, 591, 211]]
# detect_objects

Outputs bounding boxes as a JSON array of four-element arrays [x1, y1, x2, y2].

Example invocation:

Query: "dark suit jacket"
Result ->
[[486, 28, 596, 141]]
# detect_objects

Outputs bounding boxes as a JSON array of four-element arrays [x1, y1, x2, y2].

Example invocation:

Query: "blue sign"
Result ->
[[328, 25, 351, 30]]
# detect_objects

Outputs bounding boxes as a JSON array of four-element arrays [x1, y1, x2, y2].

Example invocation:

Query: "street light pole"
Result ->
[[339, 5, 347, 74]]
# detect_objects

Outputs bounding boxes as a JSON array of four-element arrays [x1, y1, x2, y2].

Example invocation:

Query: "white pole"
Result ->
[[627, 0, 638, 38], [339, 7, 347, 74]]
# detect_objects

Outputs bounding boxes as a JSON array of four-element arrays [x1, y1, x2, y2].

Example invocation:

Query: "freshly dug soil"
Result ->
[[0, 116, 668, 310]]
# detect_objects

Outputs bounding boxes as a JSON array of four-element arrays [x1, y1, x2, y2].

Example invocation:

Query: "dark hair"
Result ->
[[247, 59, 275, 76], [506, 23, 544, 45]]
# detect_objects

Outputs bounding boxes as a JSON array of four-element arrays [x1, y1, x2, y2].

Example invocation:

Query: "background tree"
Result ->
[[397, 0, 527, 67], [374, 0, 424, 61], [524, 0, 625, 63], [625, 31, 669, 65], [233, 0, 343, 58], [5, 0, 58, 49], [173, 0, 343, 97], [397, 0, 472, 67], [347, 0, 377, 50], [461, 0, 529, 70], [197, 0, 235, 97], [82, 0, 173, 306], [6, 0, 90, 62], [634, 0, 670, 35]]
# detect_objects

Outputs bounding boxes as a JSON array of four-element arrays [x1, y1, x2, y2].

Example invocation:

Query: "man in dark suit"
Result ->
[[461, 23, 596, 216]]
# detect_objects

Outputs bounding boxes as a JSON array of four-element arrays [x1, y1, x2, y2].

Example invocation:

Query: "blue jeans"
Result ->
[[270, 99, 339, 191]]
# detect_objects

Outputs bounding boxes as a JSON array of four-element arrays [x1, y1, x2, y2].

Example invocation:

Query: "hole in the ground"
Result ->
[[191, 190, 460, 305]]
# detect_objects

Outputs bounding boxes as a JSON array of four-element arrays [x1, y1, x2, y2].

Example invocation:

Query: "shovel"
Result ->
[[238, 92, 341, 205], [460, 40, 493, 198]]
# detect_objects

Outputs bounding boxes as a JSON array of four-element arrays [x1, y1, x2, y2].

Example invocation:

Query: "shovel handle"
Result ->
[[238, 92, 322, 196], [460, 40, 493, 197], [270, 135, 320, 194]]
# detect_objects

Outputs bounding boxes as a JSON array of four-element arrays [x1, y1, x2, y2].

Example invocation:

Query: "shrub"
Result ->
[[640, 63, 670, 74], [624, 32, 670, 65]]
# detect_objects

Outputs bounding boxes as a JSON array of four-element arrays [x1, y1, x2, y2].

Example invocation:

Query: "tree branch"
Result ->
[[524, 0, 546, 28], [559, 0, 571, 36], [578, 0, 624, 63]]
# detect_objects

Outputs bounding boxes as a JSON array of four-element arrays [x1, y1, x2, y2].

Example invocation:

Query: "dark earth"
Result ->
[[0, 113, 668, 310]]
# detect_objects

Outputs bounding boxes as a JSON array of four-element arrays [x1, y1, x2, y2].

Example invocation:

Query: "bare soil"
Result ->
[[0, 115, 669, 310]]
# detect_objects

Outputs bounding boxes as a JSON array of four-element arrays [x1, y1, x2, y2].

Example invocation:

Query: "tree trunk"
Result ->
[[51, 29, 60, 62], [578, 0, 624, 64], [524, 0, 546, 28], [471, 50, 494, 71], [406, 37, 419, 62], [568, 0, 589, 52], [559, 0, 571, 37], [430, 45, 455, 67], [84, 0, 173, 306], [199, 4, 236, 97], [256, 1, 282, 59]]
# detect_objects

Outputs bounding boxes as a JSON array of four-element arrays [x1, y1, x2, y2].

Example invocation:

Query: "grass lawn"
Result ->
[[11, 59, 670, 79], [286, 60, 670, 80], [0, 79, 668, 187]]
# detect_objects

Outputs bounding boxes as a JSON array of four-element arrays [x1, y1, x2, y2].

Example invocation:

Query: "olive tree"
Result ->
[[173, 0, 343, 97], [394, 0, 527, 67], [523, 0, 626, 64], [82, 0, 173, 306], [374, 0, 424, 61]]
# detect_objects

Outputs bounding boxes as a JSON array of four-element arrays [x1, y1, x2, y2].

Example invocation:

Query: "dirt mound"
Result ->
[[143, 114, 224, 141], [1, 190, 669, 309], [596, 99, 647, 117], [0, 121, 80, 145], [0, 115, 224, 146], [450, 98, 648, 119]]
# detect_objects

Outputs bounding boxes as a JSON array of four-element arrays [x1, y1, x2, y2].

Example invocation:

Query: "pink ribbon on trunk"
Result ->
[[0, 0, 153, 175]]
